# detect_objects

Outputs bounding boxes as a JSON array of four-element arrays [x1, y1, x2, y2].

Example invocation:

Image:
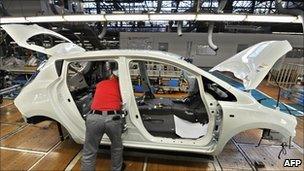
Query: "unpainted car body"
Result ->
[[1, 24, 297, 155]]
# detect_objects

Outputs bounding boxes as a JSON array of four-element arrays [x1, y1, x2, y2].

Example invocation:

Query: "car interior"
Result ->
[[130, 61, 210, 139], [66, 59, 233, 140], [67, 60, 118, 118]]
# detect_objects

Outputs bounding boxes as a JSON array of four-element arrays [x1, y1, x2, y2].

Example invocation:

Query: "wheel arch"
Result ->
[[213, 122, 293, 155]]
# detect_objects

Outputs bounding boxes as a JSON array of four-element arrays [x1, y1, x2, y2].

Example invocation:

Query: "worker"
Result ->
[[25, 50, 38, 67], [81, 62, 124, 171]]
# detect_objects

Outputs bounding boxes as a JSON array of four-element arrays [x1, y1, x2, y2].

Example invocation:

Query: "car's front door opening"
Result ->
[[129, 60, 209, 139]]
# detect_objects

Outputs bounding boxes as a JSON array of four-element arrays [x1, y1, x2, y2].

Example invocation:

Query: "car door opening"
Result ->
[[129, 60, 210, 139], [66, 60, 119, 118]]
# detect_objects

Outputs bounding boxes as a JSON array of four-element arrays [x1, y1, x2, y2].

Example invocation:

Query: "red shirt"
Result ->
[[91, 77, 122, 111]]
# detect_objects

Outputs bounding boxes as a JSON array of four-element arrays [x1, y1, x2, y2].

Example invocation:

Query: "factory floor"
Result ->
[[0, 82, 303, 171]]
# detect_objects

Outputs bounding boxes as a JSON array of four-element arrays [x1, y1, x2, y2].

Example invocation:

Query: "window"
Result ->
[[237, 44, 249, 53], [202, 76, 237, 102], [27, 34, 70, 48], [158, 42, 169, 51], [127, 37, 153, 50], [129, 60, 209, 139]]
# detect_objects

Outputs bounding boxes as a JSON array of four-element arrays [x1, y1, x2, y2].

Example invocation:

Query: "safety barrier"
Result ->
[[267, 63, 304, 89]]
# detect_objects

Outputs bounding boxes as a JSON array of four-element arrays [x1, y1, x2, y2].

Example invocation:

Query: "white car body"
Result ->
[[2, 24, 297, 155]]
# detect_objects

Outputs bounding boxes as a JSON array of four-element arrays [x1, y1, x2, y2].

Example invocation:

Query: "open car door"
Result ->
[[210, 40, 292, 90], [1, 24, 85, 56]]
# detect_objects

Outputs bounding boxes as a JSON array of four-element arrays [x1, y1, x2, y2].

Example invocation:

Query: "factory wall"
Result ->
[[120, 32, 303, 67]]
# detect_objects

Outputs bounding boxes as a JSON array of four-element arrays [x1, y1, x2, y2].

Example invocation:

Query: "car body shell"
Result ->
[[2, 24, 297, 155], [13, 50, 297, 155]]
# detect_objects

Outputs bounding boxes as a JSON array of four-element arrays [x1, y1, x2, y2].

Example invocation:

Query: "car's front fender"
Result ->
[[213, 101, 297, 155]]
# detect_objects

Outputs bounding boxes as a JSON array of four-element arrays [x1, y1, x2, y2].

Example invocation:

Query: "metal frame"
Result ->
[[80, 0, 303, 14]]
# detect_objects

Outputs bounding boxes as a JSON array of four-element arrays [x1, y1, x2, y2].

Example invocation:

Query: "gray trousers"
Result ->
[[81, 114, 123, 171]]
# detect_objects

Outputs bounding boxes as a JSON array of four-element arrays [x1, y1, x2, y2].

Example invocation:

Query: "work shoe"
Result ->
[[121, 162, 126, 171]]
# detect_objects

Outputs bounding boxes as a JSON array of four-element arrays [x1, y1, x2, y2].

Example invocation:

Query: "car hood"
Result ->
[[1, 24, 85, 57], [210, 40, 292, 90]]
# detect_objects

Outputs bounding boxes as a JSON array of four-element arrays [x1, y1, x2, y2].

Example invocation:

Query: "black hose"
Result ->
[[278, 142, 287, 159], [266, 71, 293, 115]]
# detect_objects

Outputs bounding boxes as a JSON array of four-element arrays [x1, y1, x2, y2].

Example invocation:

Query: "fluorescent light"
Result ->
[[196, 14, 246, 21], [112, 11, 125, 14], [0, 17, 28, 24], [272, 32, 303, 35], [105, 14, 149, 21], [149, 14, 196, 21], [26, 16, 64, 22], [64, 14, 105, 21], [0, 14, 302, 23], [245, 15, 299, 23], [295, 15, 302, 23]]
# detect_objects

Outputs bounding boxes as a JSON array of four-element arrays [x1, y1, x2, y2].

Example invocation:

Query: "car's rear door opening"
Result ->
[[66, 59, 120, 118]]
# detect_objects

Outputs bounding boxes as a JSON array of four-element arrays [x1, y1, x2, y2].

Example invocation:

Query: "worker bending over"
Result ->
[[81, 62, 124, 171]]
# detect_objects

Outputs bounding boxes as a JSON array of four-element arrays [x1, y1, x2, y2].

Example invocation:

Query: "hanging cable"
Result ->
[[278, 142, 288, 159], [257, 71, 293, 115], [207, 0, 228, 51], [177, 21, 182, 36], [98, 21, 107, 39], [207, 22, 218, 51]]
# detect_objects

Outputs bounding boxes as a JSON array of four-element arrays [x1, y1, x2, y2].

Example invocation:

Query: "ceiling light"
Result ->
[[64, 14, 105, 22], [245, 15, 299, 23], [0, 14, 302, 24], [26, 16, 64, 23], [105, 14, 149, 21], [112, 11, 125, 14], [0, 17, 29, 24], [295, 15, 302, 23], [272, 32, 303, 35], [196, 14, 246, 21], [149, 14, 196, 21]]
